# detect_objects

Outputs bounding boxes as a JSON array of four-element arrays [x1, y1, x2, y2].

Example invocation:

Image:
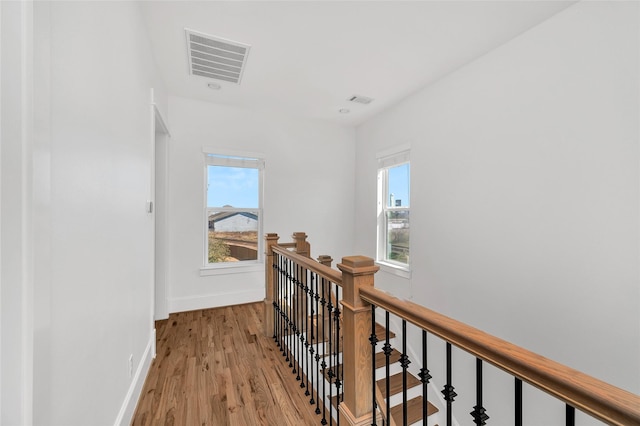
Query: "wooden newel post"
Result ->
[[292, 232, 310, 258], [317, 255, 334, 341], [337, 256, 379, 426], [264, 233, 280, 337]]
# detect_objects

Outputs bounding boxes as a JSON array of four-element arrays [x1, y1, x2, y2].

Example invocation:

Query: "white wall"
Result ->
[[355, 1, 639, 423], [166, 96, 355, 312], [1, 1, 35, 424], [31, 2, 167, 424]]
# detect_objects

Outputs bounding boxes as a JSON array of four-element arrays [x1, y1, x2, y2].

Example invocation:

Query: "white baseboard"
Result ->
[[168, 289, 264, 313], [113, 332, 154, 426]]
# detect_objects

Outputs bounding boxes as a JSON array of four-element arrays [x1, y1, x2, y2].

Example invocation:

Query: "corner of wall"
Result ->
[[113, 332, 155, 426]]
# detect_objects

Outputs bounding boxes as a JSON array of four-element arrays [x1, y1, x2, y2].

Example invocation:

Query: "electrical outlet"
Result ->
[[128, 354, 133, 379]]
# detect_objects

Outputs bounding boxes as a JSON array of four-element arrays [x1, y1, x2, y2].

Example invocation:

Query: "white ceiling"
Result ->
[[140, 1, 574, 126]]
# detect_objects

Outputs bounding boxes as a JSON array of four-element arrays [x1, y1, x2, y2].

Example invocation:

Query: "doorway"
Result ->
[[153, 105, 170, 321]]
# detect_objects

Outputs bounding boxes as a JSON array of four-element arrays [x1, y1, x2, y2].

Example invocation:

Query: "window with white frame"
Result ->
[[204, 153, 264, 267], [377, 149, 410, 271]]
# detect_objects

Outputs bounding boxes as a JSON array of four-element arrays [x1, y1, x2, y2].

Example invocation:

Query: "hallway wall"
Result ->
[[165, 96, 356, 313], [32, 2, 167, 424], [354, 2, 639, 424]]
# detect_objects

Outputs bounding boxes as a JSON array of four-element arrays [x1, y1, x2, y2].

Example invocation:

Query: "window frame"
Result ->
[[376, 147, 411, 277], [202, 149, 265, 272]]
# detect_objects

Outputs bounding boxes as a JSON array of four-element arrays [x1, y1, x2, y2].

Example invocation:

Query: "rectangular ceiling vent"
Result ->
[[185, 29, 250, 85], [348, 95, 374, 105]]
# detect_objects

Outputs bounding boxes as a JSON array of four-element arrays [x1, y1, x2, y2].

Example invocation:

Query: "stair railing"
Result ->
[[264, 232, 640, 426], [265, 233, 378, 425], [361, 286, 640, 426]]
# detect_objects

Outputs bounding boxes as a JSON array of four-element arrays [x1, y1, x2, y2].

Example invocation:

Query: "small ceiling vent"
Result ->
[[185, 29, 250, 85], [348, 95, 374, 105]]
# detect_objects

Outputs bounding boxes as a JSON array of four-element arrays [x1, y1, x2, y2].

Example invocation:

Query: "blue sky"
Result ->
[[388, 163, 410, 207], [207, 166, 259, 208]]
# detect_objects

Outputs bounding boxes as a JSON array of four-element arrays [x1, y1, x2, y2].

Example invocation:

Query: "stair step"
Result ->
[[330, 394, 439, 425], [322, 348, 403, 384], [390, 395, 438, 425], [375, 322, 396, 340], [323, 364, 343, 384], [375, 348, 402, 368], [307, 318, 396, 344], [377, 371, 420, 397]]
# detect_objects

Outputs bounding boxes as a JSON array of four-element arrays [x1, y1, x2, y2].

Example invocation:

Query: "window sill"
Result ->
[[375, 261, 411, 279], [200, 261, 264, 277]]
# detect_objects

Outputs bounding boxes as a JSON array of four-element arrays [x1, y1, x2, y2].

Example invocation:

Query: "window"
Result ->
[[377, 149, 410, 273], [204, 153, 264, 268]]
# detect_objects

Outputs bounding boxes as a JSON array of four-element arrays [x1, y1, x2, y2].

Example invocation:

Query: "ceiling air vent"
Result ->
[[348, 95, 374, 105], [185, 29, 250, 85]]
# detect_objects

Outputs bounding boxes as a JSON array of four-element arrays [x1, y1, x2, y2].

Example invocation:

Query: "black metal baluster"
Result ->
[[298, 265, 304, 383], [273, 253, 279, 345], [304, 268, 313, 396], [334, 284, 341, 426], [327, 281, 334, 425], [515, 378, 522, 426], [281, 255, 287, 356], [273, 253, 278, 340], [279, 254, 284, 350], [418, 330, 432, 426], [288, 259, 293, 368], [470, 358, 489, 425], [309, 273, 316, 407], [320, 277, 328, 425], [282, 259, 291, 361], [334, 284, 342, 403], [314, 273, 321, 414], [294, 264, 300, 380], [278, 254, 283, 351], [369, 305, 378, 426], [384, 311, 391, 425], [566, 405, 575, 426], [400, 320, 410, 425], [441, 342, 457, 426]]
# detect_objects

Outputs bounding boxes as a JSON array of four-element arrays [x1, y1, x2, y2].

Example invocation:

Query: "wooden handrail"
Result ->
[[360, 286, 640, 426], [273, 245, 343, 286]]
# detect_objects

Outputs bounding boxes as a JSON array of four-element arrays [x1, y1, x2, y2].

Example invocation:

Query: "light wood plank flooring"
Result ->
[[132, 303, 323, 425]]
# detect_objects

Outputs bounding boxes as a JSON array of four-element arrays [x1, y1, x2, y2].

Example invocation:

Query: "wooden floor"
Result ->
[[132, 303, 324, 426]]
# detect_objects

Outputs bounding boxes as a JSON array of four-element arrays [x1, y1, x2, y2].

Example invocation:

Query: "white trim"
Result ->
[[200, 261, 263, 276], [151, 92, 171, 322], [376, 143, 411, 163], [113, 333, 154, 426], [376, 261, 412, 279], [152, 105, 170, 137], [1, 5, 4, 423], [148, 88, 156, 369], [202, 146, 265, 160], [20, 2, 34, 424], [205, 154, 264, 169], [168, 288, 263, 313]]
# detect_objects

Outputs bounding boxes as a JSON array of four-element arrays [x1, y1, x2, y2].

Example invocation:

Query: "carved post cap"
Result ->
[[292, 232, 310, 258], [264, 233, 280, 255], [317, 255, 333, 266], [337, 256, 379, 276]]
